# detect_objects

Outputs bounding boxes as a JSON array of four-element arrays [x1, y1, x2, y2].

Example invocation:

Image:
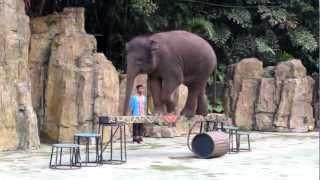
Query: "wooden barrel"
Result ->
[[191, 131, 229, 158]]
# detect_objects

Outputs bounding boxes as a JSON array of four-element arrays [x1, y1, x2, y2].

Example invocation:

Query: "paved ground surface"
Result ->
[[0, 132, 318, 180]]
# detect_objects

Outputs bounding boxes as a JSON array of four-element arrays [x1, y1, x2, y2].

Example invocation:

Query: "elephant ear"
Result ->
[[149, 39, 159, 69], [125, 43, 131, 52], [150, 39, 159, 52]]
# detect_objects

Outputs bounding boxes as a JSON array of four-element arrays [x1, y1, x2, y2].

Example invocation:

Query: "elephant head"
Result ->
[[123, 37, 159, 115]]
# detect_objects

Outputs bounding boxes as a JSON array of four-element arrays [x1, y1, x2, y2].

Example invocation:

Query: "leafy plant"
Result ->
[[208, 98, 224, 113], [184, 18, 215, 40], [225, 9, 252, 28], [27, 0, 319, 73], [131, 0, 158, 16], [288, 27, 318, 53], [258, 6, 290, 27], [255, 38, 275, 55], [276, 51, 294, 62]]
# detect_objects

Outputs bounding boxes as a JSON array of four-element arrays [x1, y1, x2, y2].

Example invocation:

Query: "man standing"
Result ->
[[129, 84, 146, 143]]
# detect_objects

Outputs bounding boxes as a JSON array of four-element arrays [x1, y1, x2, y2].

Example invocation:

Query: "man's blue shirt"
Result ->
[[129, 95, 146, 116]]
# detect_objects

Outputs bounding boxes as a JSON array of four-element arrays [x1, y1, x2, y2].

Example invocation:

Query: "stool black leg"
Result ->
[[248, 135, 251, 151], [228, 131, 231, 152], [49, 146, 54, 167], [59, 148, 63, 165], [76, 147, 82, 167], [54, 147, 59, 168], [86, 137, 89, 164], [95, 137, 99, 163], [205, 121, 209, 132], [236, 134, 240, 152], [69, 148, 72, 168], [100, 125, 104, 163], [110, 126, 113, 161], [71, 147, 74, 165], [124, 125, 127, 162], [120, 126, 123, 161]]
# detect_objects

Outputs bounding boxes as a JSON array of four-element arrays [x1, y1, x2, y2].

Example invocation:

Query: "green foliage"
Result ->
[[255, 38, 275, 55], [225, 9, 252, 28], [288, 28, 318, 53], [211, 23, 232, 47], [258, 6, 289, 26], [207, 65, 227, 86], [276, 51, 294, 62], [185, 18, 215, 40], [184, 18, 232, 47], [208, 97, 224, 113], [28, 0, 319, 73], [131, 0, 158, 16]]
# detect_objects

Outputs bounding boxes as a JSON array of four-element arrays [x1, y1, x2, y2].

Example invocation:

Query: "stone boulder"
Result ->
[[143, 125, 176, 138], [224, 58, 263, 130], [224, 58, 315, 132], [0, 0, 40, 150], [29, 8, 119, 142], [275, 59, 307, 81], [254, 78, 276, 131], [312, 73, 319, 128], [274, 78, 314, 132]]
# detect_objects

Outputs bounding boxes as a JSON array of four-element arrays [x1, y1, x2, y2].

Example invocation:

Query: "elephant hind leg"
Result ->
[[181, 84, 201, 117], [196, 89, 208, 116], [181, 81, 209, 117]]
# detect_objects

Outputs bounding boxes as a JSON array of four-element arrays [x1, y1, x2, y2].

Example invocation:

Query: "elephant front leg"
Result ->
[[149, 78, 164, 115], [160, 79, 180, 114]]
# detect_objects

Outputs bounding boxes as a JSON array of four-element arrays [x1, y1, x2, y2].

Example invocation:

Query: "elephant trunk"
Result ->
[[123, 67, 138, 115]]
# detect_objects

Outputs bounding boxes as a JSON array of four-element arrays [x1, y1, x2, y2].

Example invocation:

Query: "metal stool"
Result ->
[[49, 144, 81, 169], [236, 132, 251, 151], [199, 121, 219, 133], [74, 133, 101, 166], [223, 126, 239, 153], [98, 116, 127, 164]]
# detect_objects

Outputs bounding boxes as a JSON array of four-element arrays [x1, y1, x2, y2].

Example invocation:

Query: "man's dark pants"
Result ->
[[133, 123, 144, 137]]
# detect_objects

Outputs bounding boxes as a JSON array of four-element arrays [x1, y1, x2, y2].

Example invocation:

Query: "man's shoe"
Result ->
[[138, 136, 143, 143], [133, 136, 139, 143]]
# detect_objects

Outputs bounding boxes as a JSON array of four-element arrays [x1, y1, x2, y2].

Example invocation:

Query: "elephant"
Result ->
[[123, 30, 217, 117]]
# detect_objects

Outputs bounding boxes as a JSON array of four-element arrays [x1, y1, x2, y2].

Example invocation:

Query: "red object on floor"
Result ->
[[163, 114, 178, 123]]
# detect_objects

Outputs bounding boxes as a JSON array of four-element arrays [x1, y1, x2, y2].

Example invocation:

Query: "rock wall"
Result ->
[[0, 0, 40, 150], [224, 58, 315, 132], [312, 73, 319, 127], [29, 8, 119, 142]]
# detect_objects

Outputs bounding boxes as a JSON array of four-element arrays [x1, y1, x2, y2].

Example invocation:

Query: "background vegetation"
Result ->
[[26, 0, 319, 73]]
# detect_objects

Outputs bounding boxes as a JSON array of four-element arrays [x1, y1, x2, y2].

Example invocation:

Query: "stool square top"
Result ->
[[223, 126, 239, 130], [74, 132, 100, 137], [52, 144, 80, 148]]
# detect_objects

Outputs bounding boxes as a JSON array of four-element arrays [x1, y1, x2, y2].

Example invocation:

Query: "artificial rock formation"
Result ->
[[312, 73, 319, 128], [224, 58, 315, 132], [0, 0, 40, 150], [29, 8, 119, 142]]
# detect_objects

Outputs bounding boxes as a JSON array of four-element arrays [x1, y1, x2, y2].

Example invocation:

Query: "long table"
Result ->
[[104, 114, 229, 124]]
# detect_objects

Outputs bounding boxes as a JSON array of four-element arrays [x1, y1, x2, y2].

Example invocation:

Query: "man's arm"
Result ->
[[129, 96, 134, 115]]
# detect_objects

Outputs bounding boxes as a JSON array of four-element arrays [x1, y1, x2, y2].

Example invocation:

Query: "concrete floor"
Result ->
[[0, 132, 318, 180]]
